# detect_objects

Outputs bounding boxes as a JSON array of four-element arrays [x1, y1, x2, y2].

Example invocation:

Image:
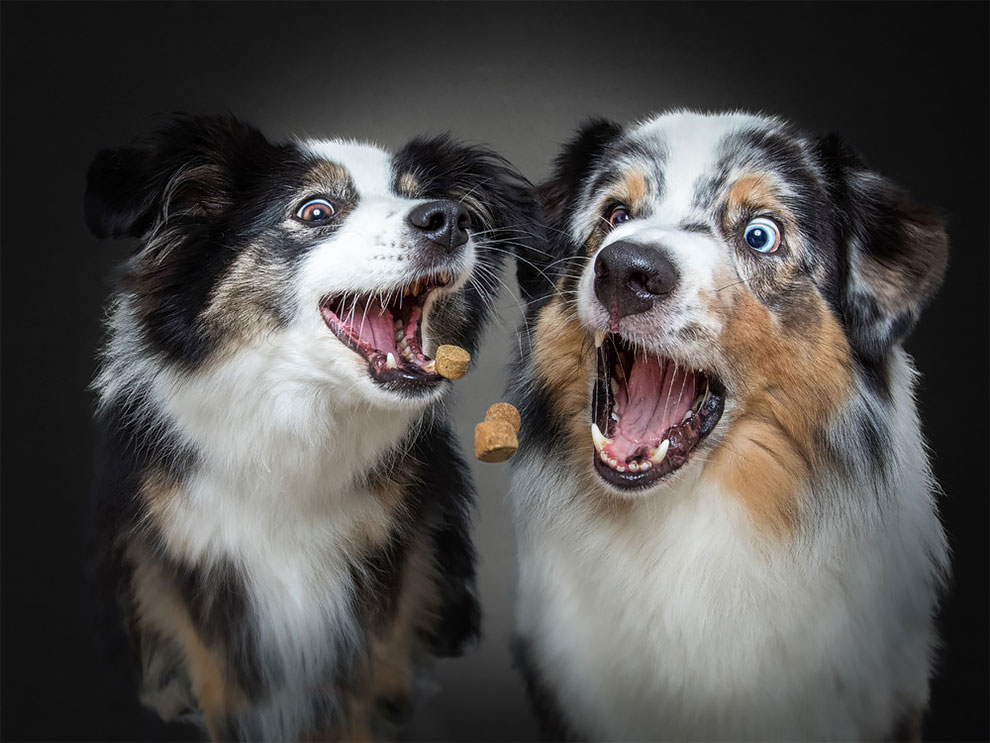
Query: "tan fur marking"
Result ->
[[708, 290, 852, 534], [620, 168, 648, 206], [397, 173, 420, 198], [723, 172, 797, 242], [139, 469, 183, 526], [532, 299, 634, 516], [128, 545, 242, 737], [307, 160, 350, 190], [200, 247, 283, 355]]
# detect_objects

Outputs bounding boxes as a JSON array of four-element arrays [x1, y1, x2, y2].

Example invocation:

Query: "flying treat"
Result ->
[[435, 344, 471, 379], [474, 402, 521, 463]]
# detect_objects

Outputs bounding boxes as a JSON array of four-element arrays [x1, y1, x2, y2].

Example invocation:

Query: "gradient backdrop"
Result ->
[[2, 2, 987, 741]]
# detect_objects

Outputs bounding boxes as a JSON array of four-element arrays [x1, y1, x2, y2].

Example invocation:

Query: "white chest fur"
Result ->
[[513, 446, 946, 741], [138, 338, 421, 738]]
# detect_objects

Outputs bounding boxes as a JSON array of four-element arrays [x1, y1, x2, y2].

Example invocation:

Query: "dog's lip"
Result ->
[[319, 272, 454, 392], [589, 331, 725, 491]]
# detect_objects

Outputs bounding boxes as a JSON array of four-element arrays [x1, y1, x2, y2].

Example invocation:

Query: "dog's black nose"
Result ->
[[594, 241, 679, 321], [407, 200, 470, 251]]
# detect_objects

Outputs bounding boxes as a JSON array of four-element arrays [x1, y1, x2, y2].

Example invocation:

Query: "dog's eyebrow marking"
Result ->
[[619, 169, 648, 205], [727, 173, 779, 212], [397, 172, 421, 198], [680, 221, 713, 235], [303, 159, 356, 201]]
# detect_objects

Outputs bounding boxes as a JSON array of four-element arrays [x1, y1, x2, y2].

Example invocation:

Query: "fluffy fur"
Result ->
[[508, 111, 949, 741], [85, 114, 541, 740]]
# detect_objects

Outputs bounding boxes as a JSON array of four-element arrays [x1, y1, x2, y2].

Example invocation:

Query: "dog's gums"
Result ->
[[319, 271, 453, 393], [590, 333, 724, 490]]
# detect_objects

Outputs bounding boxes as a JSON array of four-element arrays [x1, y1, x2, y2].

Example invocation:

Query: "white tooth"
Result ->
[[682, 410, 693, 423], [611, 379, 619, 397], [599, 449, 609, 462], [608, 458, 618, 468], [617, 465, 626, 473], [591, 423, 611, 451], [640, 460, 652, 471], [423, 360, 436, 373], [594, 330, 606, 348], [650, 439, 670, 465], [386, 352, 398, 370], [629, 462, 640, 472]]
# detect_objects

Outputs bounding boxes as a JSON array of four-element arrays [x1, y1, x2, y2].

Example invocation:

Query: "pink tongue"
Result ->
[[611, 354, 695, 462], [353, 304, 398, 355]]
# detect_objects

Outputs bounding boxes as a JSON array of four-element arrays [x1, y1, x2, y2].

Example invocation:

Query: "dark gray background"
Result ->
[[2, 2, 987, 741]]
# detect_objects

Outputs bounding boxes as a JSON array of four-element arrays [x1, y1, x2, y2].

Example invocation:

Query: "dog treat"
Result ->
[[475, 420, 518, 463], [485, 402, 521, 433], [475, 402, 521, 462], [435, 344, 471, 379]]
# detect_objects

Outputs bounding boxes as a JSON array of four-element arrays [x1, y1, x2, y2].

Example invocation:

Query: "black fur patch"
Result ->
[[511, 636, 580, 742]]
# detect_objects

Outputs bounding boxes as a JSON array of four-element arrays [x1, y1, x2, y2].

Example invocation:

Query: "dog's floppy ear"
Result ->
[[539, 118, 623, 229], [519, 118, 623, 305], [84, 114, 269, 240], [816, 134, 948, 361]]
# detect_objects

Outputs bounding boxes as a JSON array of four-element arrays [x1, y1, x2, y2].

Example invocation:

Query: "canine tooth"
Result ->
[[640, 460, 652, 471], [386, 352, 398, 370], [610, 379, 619, 397], [629, 461, 640, 473], [594, 330, 606, 348], [682, 410, 693, 423], [650, 439, 670, 465], [591, 423, 612, 451], [423, 360, 436, 373]]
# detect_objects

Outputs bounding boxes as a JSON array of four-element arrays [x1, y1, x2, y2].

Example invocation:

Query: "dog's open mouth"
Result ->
[[591, 334, 725, 490], [319, 271, 453, 393]]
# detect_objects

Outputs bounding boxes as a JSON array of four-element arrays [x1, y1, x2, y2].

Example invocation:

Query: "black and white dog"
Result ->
[[85, 114, 540, 740], [509, 111, 949, 741]]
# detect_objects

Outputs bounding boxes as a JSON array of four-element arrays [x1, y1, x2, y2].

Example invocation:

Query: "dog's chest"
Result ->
[[515, 475, 921, 741]]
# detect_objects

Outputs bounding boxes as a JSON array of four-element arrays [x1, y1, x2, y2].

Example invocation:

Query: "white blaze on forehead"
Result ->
[[301, 139, 394, 197], [631, 111, 768, 223]]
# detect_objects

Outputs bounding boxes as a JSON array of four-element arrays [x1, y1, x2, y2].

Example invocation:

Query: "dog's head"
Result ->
[[87, 115, 539, 410], [517, 111, 946, 521]]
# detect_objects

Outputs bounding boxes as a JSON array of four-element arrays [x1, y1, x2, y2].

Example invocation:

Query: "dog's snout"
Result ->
[[407, 200, 470, 251], [594, 241, 679, 321]]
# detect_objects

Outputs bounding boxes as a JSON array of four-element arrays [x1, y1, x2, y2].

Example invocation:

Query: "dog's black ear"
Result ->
[[816, 134, 948, 361], [84, 114, 269, 240], [539, 118, 623, 229], [518, 119, 623, 305]]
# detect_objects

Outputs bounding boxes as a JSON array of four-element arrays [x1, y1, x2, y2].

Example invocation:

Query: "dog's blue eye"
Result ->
[[297, 198, 335, 223], [743, 217, 781, 254], [608, 205, 631, 228]]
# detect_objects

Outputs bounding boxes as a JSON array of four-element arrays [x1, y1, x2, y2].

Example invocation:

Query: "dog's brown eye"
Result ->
[[297, 198, 335, 223], [608, 205, 631, 228]]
